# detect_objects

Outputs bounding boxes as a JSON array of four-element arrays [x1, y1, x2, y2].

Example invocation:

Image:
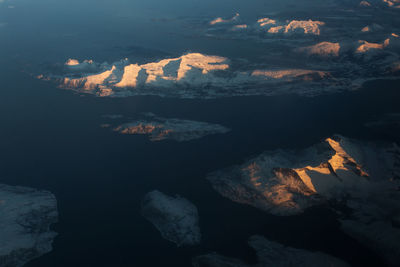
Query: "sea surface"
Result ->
[[1, 0, 400, 266]]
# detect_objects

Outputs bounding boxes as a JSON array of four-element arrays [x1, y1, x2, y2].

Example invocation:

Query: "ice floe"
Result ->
[[0, 184, 58, 267], [141, 190, 201, 246]]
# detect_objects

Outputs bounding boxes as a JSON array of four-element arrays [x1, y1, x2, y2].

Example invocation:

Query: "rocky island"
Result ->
[[112, 115, 230, 142], [207, 135, 400, 265]]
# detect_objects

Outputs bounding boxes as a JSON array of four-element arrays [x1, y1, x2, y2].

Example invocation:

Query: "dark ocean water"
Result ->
[[1, 0, 400, 266]]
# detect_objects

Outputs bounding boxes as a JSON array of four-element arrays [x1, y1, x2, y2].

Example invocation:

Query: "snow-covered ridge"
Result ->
[[291, 33, 399, 58], [209, 13, 240, 26], [207, 135, 400, 265], [38, 49, 400, 98], [0, 184, 58, 267], [207, 135, 400, 215], [208, 14, 325, 36], [39, 53, 336, 98], [356, 33, 399, 53], [58, 53, 230, 97], [256, 18, 325, 35], [359, 0, 400, 8], [198, 8, 400, 87]]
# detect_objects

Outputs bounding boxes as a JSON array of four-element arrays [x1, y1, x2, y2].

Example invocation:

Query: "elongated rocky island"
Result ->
[[193, 235, 350, 267], [111, 115, 230, 142], [0, 184, 58, 267], [37, 53, 345, 98], [141, 190, 201, 246], [207, 135, 400, 265]]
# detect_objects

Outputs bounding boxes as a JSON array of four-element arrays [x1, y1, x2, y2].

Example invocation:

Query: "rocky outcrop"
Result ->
[[251, 69, 329, 81], [0, 184, 58, 267], [296, 42, 341, 57], [111, 115, 230, 142]]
